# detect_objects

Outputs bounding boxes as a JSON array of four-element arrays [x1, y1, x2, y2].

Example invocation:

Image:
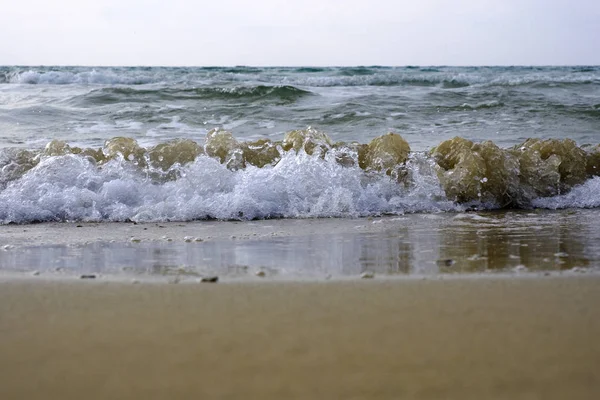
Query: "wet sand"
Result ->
[[2, 210, 599, 279], [1, 277, 600, 400]]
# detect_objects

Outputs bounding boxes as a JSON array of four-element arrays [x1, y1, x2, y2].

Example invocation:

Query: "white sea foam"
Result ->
[[532, 177, 600, 209], [1, 149, 599, 223], [276, 71, 600, 88], [0, 151, 456, 223], [7, 67, 598, 87], [10, 70, 156, 85]]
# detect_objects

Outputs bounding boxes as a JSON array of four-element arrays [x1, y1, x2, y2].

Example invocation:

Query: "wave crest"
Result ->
[[1, 131, 600, 223], [2, 66, 598, 89], [77, 85, 312, 105], [4, 69, 156, 85]]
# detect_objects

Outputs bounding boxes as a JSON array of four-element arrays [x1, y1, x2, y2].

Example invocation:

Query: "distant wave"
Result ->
[[337, 67, 379, 76], [2, 69, 157, 85], [293, 67, 327, 73], [291, 73, 600, 88], [76, 85, 312, 105], [181, 85, 312, 100], [286, 74, 473, 87], [434, 100, 505, 112], [2, 66, 598, 89], [0, 67, 412, 87], [221, 66, 264, 74]]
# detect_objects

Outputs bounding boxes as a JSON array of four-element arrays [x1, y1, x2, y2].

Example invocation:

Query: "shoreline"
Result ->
[[0, 209, 589, 247], [0, 266, 596, 284], [0, 215, 434, 246], [1, 211, 599, 280]]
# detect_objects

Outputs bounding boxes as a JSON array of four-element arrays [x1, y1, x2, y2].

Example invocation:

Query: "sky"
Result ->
[[1, 0, 599, 66]]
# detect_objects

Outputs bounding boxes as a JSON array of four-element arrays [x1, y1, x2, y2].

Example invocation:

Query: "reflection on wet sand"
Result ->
[[0, 209, 598, 279], [437, 211, 592, 273]]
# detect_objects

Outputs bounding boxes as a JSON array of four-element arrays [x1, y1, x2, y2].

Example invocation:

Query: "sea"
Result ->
[[1, 65, 599, 278]]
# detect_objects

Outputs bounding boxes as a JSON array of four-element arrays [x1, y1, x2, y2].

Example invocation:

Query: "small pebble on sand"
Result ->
[[438, 259, 455, 267]]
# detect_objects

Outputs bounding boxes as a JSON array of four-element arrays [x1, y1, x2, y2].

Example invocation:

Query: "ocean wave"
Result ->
[[435, 100, 505, 111], [293, 67, 327, 73], [282, 71, 599, 88], [286, 74, 475, 87], [75, 85, 312, 105], [172, 85, 312, 100], [532, 177, 600, 209], [337, 67, 379, 76], [1, 132, 599, 223], [221, 66, 264, 74], [2, 66, 598, 89], [0, 151, 451, 223], [4, 69, 158, 85]]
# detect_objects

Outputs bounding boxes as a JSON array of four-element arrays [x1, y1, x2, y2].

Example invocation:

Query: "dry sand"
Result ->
[[1, 276, 599, 400]]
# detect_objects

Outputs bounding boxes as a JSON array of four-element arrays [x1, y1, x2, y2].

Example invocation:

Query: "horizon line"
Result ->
[[1, 64, 599, 68]]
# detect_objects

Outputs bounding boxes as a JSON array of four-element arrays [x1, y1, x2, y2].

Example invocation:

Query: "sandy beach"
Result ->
[[1, 276, 599, 400], [1, 213, 599, 399], [3, 21, 600, 400]]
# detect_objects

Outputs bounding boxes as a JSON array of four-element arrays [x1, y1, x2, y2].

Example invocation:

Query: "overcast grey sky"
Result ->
[[2, 0, 599, 66]]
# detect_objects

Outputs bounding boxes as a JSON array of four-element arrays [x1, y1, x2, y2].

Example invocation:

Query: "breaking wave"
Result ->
[[2, 66, 598, 89], [1, 129, 599, 224], [2, 69, 157, 85], [77, 85, 312, 105]]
